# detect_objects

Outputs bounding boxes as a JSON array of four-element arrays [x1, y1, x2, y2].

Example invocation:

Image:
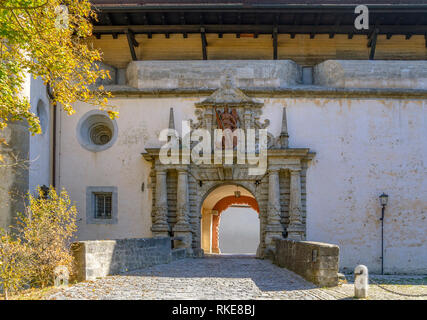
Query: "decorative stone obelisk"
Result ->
[[278, 107, 289, 148], [168, 107, 175, 130]]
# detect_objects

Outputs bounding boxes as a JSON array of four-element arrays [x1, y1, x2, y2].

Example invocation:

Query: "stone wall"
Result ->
[[314, 60, 427, 89], [71, 237, 186, 281], [0, 75, 51, 231], [126, 60, 302, 90], [274, 239, 339, 287]]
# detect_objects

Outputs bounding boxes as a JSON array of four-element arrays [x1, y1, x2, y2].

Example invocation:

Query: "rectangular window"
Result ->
[[94, 193, 112, 219], [86, 186, 117, 224]]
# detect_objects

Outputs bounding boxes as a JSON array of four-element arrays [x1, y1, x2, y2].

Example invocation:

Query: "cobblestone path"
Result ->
[[47, 255, 427, 300]]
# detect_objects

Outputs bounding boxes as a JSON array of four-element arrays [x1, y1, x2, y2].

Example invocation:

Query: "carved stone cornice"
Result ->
[[194, 77, 263, 108]]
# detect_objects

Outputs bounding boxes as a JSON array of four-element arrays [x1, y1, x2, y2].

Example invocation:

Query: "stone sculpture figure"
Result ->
[[215, 106, 240, 149], [215, 106, 240, 131]]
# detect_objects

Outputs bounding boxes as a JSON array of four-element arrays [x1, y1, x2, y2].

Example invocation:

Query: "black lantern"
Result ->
[[379, 193, 389, 207], [379, 192, 389, 275]]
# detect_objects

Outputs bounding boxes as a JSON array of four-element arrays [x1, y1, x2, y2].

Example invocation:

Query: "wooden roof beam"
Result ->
[[311, 13, 321, 39], [273, 26, 278, 60], [126, 29, 139, 61], [105, 13, 113, 25], [92, 25, 427, 36], [330, 15, 342, 39], [201, 27, 207, 60], [123, 13, 130, 25], [368, 28, 379, 60], [142, 13, 148, 25]]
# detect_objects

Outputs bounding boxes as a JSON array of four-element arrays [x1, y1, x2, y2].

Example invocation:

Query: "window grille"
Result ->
[[94, 193, 112, 219]]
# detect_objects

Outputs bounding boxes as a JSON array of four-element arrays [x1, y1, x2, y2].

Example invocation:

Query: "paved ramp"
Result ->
[[49, 255, 339, 300]]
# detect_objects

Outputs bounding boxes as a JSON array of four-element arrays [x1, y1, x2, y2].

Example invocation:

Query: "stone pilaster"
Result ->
[[211, 213, 221, 254], [151, 168, 170, 237], [287, 169, 305, 240], [173, 168, 193, 255], [264, 168, 284, 258]]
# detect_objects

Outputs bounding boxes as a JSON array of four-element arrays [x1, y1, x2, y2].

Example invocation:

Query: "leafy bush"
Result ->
[[19, 187, 77, 288], [0, 187, 77, 298], [0, 232, 32, 300]]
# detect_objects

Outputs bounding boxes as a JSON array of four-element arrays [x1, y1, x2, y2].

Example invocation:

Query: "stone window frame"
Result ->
[[76, 110, 118, 152], [86, 186, 118, 224]]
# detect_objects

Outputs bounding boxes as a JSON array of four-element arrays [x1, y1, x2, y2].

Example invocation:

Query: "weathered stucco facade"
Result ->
[[0, 75, 52, 230], [45, 60, 426, 274]]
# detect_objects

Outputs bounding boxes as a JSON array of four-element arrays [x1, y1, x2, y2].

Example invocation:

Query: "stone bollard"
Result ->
[[54, 266, 70, 287], [354, 265, 368, 298]]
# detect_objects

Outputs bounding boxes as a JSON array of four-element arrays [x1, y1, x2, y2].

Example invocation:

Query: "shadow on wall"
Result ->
[[219, 207, 259, 254]]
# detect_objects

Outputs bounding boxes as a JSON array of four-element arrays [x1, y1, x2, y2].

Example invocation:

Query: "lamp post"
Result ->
[[379, 193, 388, 275]]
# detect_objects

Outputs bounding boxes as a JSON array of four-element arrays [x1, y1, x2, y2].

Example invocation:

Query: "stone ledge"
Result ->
[[314, 60, 427, 90], [126, 60, 302, 90], [102, 84, 427, 99], [95, 59, 427, 97], [274, 239, 340, 287]]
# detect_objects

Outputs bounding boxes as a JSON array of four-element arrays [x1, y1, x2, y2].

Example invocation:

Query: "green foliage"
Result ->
[[0, 0, 117, 135]]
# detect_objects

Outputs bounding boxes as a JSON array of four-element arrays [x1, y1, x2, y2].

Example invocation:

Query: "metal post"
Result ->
[[380, 205, 385, 275]]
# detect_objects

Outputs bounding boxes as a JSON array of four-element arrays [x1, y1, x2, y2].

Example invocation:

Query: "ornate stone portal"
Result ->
[[142, 79, 315, 258]]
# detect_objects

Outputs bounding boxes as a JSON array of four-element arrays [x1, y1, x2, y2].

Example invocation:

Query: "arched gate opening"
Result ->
[[201, 184, 260, 255]]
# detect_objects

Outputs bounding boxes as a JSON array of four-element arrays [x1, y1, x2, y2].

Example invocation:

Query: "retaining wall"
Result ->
[[71, 237, 186, 281], [275, 239, 339, 287]]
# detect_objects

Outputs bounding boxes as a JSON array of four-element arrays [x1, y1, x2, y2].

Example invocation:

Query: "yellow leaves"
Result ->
[[1, 0, 117, 134], [107, 110, 119, 120], [7, 187, 79, 290]]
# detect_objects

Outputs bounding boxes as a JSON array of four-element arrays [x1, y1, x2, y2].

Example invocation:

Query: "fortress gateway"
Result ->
[[1, 1, 426, 274]]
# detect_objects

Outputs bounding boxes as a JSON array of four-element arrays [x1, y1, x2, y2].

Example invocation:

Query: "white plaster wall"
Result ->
[[59, 96, 427, 273], [57, 98, 198, 240], [284, 98, 427, 274], [29, 77, 51, 193]]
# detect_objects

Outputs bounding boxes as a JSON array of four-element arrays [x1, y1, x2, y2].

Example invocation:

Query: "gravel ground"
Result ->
[[47, 255, 427, 300]]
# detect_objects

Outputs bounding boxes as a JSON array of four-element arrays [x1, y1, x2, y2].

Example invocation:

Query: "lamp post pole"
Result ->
[[380, 204, 385, 275], [379, 192, 388, 275]]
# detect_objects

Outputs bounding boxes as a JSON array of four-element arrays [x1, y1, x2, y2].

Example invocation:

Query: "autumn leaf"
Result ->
[[0, 0, 116, 134]]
